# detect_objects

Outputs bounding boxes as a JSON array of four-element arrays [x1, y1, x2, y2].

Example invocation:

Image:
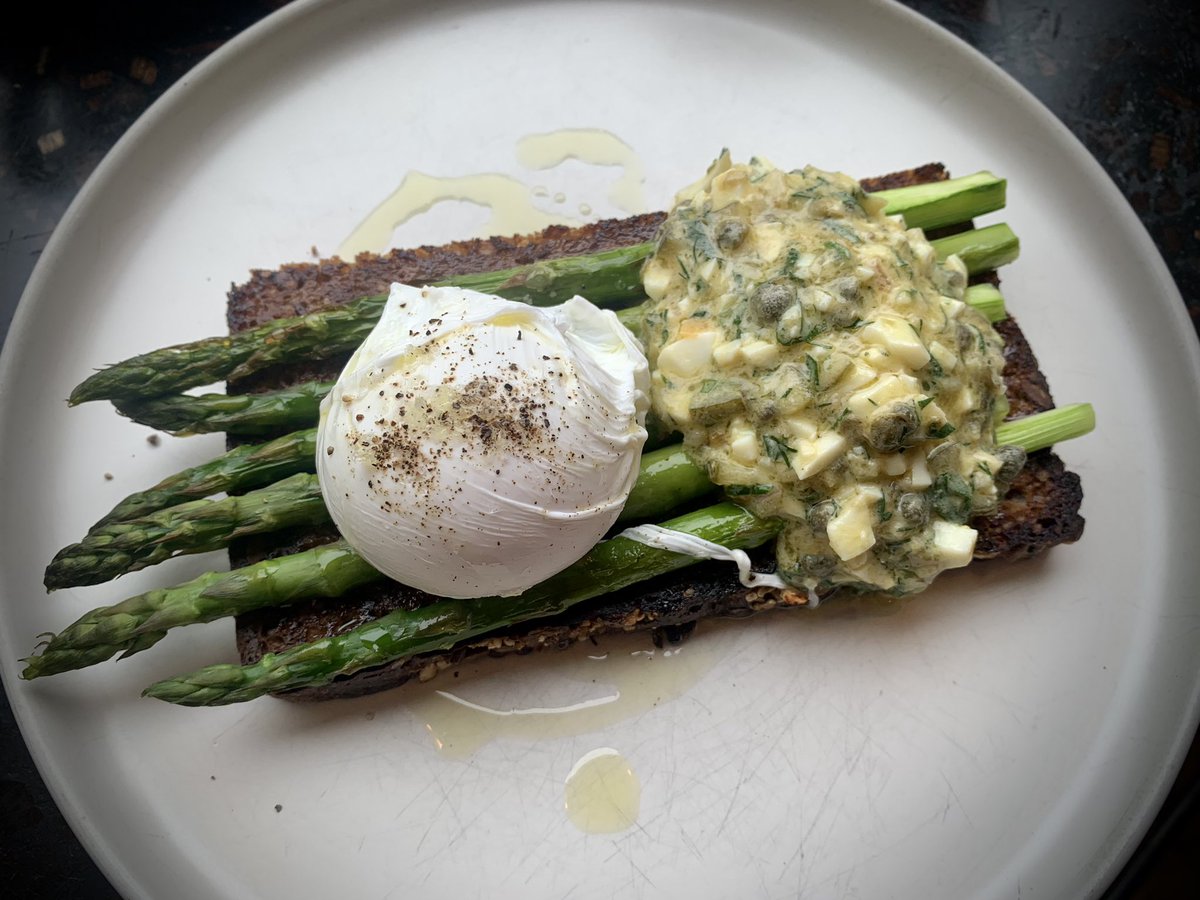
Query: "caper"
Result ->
[[897, 492, 929, 525], [806, 498, 839, 529], [828, 276, 859, 301], [800, 554, 836, 577], [956, 323, 975, 353], [926, 441, 961, 474], [750, 282, 796, 324], [717, 220, 748, 251], [994, 444, 1027, 484], [866, 400, 921, 452]]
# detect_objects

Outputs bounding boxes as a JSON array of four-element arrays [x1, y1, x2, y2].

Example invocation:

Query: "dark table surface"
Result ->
[[1, 1, 1196, 896]]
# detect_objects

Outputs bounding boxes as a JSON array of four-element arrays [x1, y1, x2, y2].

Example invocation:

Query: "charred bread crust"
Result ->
[[226, 164, 1084, 699]]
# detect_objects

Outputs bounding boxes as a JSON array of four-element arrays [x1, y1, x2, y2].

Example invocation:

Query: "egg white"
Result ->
[[317, 284, 650, 598]]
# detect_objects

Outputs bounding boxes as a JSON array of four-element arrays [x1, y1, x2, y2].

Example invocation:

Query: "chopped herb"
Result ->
[[691, 309, 708, 318], [841, 190, 866, 212], [825, 220, 863, 244], [805, 354, 820, 389], [699, 379, 721, 394], [832, 407, 850, 428], [686, 218, 718, 261], [925, 355, 944, 378], [917, 396, 934, 409], [781, 247, 801, 276], [876, 495, 893, 523], [927, 422, 956, 439], [930, 472, 973, 524], [725, 484, 773, 496], [970, 323, 987, 354], [763, 434, 795, 466], [800, 323, 828, 343], [824, 241, 851, 261]]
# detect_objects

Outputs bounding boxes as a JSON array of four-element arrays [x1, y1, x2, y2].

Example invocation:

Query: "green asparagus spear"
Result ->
[[141, 502, 781, 705], [963, 284, 1006, 324], [874, 171, 1005, 231], [113, 243, 1014, 437], [24, 405, 1093, 685], [934, 223, 1019, 273], [140, 404, 1094, 707], [26, 498, 767, 683], [113, 381, 333, 436], [48, 440, 715, 588], [996, 402, 1094, 453], [68, 245, 653, 406], [93, 427, 318, 527], [44, 473, 331, 590], [68, 176, 1010, 406], [618, 445, 714, 521], [22, 542, 380, 679]]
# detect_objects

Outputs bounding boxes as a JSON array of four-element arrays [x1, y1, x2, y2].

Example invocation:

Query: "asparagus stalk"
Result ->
[[874, 171, 1005, 231], [996, 402, 1094, 453], [114, 381, 333, 436], [24, 405, 1093, 685], [617, 445, 714, 521], [113, 251, 1014, 436], [141, 502, 781, 705], [47, 440, 717, 589], [964, 284, 1006, 324], [25, 501, 772, 683], [22, 542, 380, 679], [51, 377, 1071, 591], [44, 473, 331, 590], [68, 176, 1011, 407], [93, 427, 318, 526], [934, 223, 1019, 273], [141, 405, 1093, 707]]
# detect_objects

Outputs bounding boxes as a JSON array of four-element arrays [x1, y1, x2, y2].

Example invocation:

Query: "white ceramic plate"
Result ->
[[2, 1, 1198, 897]]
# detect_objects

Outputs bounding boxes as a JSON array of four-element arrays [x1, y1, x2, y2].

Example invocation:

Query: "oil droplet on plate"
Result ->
[[516, 127, 647, 215], [564, 748, 641, 834], [336, 172, 566, 260], [408, 627, 727, 758], [336, 127, 647, 259]]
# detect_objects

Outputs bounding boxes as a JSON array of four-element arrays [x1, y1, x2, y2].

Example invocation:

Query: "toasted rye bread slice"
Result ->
[[227, 164, 1084, 701]]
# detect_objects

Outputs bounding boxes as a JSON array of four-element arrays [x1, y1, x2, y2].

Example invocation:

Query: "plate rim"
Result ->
[[1, 2, 1197, 898]]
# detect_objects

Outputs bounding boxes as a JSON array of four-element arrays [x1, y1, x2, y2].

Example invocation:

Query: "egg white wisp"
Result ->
[[317, 284, 650, 599]]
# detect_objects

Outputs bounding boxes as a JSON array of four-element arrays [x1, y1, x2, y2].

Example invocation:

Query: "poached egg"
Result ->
[[317, 284, 650, 599]]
